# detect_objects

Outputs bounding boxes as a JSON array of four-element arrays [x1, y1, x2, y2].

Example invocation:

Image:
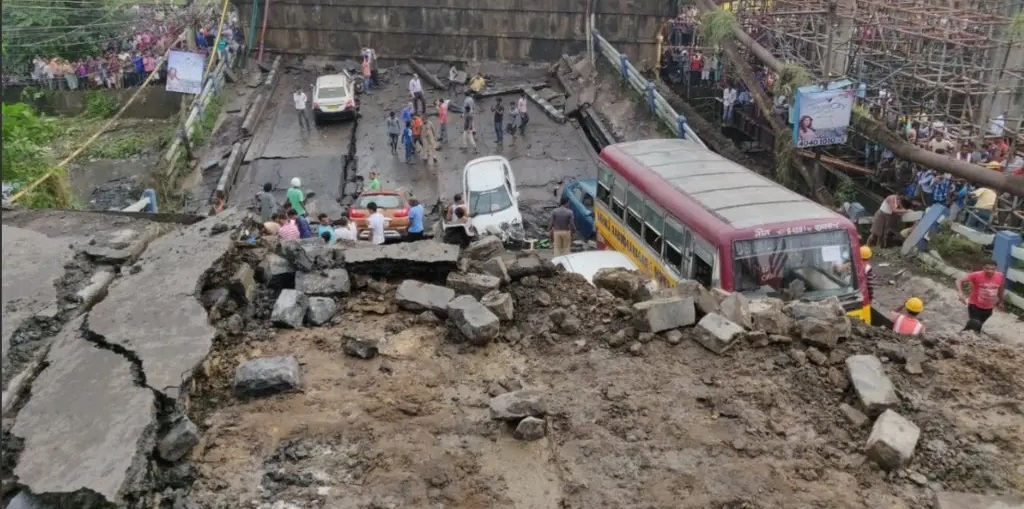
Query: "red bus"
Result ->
[[594, 138, 871, 324]]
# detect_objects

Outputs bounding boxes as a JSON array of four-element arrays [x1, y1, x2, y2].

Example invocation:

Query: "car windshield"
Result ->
[[318, 86, 347, 99], [468, 186, 513, 216], [357, 195, 403, 209], [732, 230, 859, 299]]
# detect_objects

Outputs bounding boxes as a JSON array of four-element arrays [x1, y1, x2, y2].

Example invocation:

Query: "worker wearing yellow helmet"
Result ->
[[891, 297, 925, 335], [860, 246, 875, 302]]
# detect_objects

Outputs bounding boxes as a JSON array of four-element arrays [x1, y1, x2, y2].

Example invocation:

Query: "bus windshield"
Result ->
[[732, 230, 859, 299]]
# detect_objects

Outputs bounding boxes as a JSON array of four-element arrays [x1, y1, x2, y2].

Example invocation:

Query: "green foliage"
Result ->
[[82, 90, 119, 119], [834, 175, 856, 207], [1, 102, 74, 207], [772, 63, 811, 99], [929, 225, 989, 270], [700, 10, 737, 47], [83, 133, 151, 159], [190, 95, 223, 146], [1010, 12, 1024, 41]]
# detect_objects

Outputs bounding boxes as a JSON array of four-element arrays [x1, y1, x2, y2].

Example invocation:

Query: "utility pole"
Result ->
[[822, 0, 838, 79]]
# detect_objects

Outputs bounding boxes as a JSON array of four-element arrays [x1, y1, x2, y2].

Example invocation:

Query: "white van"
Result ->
[[312, 72, 356, 124], [462, 155, 523, 235]]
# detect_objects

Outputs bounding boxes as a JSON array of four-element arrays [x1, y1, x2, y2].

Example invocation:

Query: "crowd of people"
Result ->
[[4, 9, 241, 90]]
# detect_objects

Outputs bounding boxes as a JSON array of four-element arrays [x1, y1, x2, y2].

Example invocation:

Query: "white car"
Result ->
[[551, 251, 641, 285], [463, 155, 523, 236], [312, 72, 356, 124]]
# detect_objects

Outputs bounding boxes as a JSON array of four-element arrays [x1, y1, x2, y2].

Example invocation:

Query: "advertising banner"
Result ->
[[165, 50, 206, 94], [792, 87, 856, 148]]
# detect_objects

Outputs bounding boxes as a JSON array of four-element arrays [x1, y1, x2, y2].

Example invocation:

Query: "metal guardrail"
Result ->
[[593, 30, 707, 149]]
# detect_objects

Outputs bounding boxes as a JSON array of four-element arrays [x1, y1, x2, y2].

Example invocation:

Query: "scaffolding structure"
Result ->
[[725, 0, 1024, 143]]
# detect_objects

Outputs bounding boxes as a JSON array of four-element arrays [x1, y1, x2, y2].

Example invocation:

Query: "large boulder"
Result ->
[[447, 295, 500, 345], [233, 356, 301, 398], [480, 256, 511, 283], [796, 316, 851, 349], [694, 313, 744, 354], [481, 291, 515, 321], [446, 272, 502, 299], [279, 238, 334, 271], [865, 409, 920, 470], [748, 298, 792, 335], [296, 268, 352, 296], [157, 417, 200, 462], [305, 296, 338, 325], [784, 297, 845, 320], [463, 236, 505, 261], [593, 268, 653, 301], [271, 290, 308, 328], [632, 296, 695, 332], [394, 280, 455, 315], [718, 293, 752, 329], [489, 390, 547, 420], [506, 253, 555, 280], [258, 254, 296, 287]]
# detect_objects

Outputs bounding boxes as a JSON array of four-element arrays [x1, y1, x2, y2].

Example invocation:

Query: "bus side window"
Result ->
[[663, 218, 690, 276], [692, 254, 713, 288], [643, 202, 664, 254], [596, 166, 612, 205], [625, 188, 644, 236], [611, 177, 627, 218]]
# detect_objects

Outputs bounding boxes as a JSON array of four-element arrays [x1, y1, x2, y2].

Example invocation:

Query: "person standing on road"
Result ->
[[516, 92, 529, 136], [462, 91, 478, 153], [293, 87, 311, 133], [409, 74, 426, 115], [401, 102, 415, 125], [287, 177, 306, 217], [866, 194, 908, 248], [255, 182, 276, 222], [549, 196, 576, 257], [367, 171, 381, 191], [386, 111, 401, 155], [436, 99, 449, 144], [407, 198, 425, 241], [411, 114, 424, 151], [955, 262, 1005, 329], [491, 98, 506, 147], [890, 297, 926, 336], [361, 57, 372, 92], [422, 118, 439, 165], [860, 246, 875, 302], [366, 202, 390, 245], [402, 121, 416, 164]]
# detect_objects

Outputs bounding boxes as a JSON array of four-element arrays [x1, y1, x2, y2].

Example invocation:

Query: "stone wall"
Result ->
[[234, 0, 672, 63], [0, 86, 182, 119]]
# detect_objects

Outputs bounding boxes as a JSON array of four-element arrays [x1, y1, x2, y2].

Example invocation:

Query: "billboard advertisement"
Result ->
[[792, 87, 856, 148], [166, 50, 206, 95]]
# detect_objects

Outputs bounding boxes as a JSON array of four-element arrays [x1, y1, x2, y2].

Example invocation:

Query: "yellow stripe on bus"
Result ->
[[596, 207, 678, 288]]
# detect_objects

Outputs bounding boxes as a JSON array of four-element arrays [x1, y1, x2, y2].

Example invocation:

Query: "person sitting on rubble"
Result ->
[[335, 216, 358, 243], [890, 297, 925, 336], [469, 73, 486, 94], [316, 213, 336, 244], [454, 206, 470, 224], [445, 193, 469, 222]]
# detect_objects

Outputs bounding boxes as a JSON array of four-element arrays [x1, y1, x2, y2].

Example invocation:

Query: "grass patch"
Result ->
[[190, 96, 224, 146], [2, 102, 76, 208], [929, 224, 990, 270], [82, 90, 119, 119], [82, 131, 168, 159]]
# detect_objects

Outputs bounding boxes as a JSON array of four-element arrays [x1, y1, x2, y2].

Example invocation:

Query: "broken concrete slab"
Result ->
[[839, 403, 870, 428], [489, 390, 547, 421], [480, 256, 510, 283], [594, 268, 652, 302], [784, 297, 845, 320], [933, 492, 1024, 509], [230, 263, 257, 303], [796, 316, 851, 349], [305, 297, 338, 326], [748, 298, 792, 335], [12, 317, 156, 505], [667, 279, 720, 316], [258, 253, 296, 287], [4, 491, 51, 509], [394, 280, 455, 315], [846, 355, 898, 416], [88, 213, 239, 398], [295, 268, 352, 296], [513, 416, 547, 441], [271, 289, 309, 328], [74, 270, 116, 308], [481, 291, 515, 321], [279, 238, 334, 271], [447, 295, 500, 346], [345, 242, 459, 280], [462, 236, 504, 261], [865, 409, 920, 470], [233, 356, 301, 398], [718, 293, 752, 329], [633, 296, 695, 332], [157, 416, 200, 462], [694, 312, 744, 354], [446, 272, 502, 299], [506, 252, 555, 280]]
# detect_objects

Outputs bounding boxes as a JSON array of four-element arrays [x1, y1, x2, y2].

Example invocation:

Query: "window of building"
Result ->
[[626, 188, 644, 235]]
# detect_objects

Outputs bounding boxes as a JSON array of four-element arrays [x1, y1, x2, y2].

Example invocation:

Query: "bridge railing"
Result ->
[[592, 30, 707, 149]]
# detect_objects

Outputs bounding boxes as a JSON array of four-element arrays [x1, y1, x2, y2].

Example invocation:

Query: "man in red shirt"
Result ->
[[955, 262, 1005, 328]]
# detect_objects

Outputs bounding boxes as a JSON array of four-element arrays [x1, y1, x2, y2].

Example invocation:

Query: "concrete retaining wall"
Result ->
[[233, 0, 672, 63], [0, 86, 182, 119]]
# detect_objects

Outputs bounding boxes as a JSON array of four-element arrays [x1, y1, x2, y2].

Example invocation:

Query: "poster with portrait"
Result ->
[[792, 87, 856, 148], [165, 50, 206, 94]]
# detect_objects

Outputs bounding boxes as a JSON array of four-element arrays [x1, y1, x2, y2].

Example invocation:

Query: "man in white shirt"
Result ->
[[366, 202, 390, 245], [335, 217, 358, 242], [293, 87, 311, 133], [516, 92, 529, 135], [409, 74, 425, 115], [722, 85, 737, 124]]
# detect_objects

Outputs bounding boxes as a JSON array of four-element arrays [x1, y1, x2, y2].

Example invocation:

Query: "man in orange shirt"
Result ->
[[411, 114, 424, 152]]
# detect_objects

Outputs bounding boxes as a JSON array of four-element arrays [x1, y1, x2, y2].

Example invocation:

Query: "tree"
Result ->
[[698, 0, 1024, 197]]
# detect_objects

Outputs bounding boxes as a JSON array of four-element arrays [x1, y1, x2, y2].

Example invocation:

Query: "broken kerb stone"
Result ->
[[446, 272, 501, 299], [158, 416, 200, 462], [489, 390, 547, 421], [395, 280, 456, 316], [271, 289, 309, 328], [305, 296, 338, 326], [796, 316, 851, 350], [865, 409, 920, 470], [233, 356, 301, 398], [230, 263, 257, 303], [513, 416, 547, 441], [259, 253, 296, 287], [480, 256, 510, 283], [718, 293, 752, 329], [933, 491, 1024, 509], [481, 291, 515, 321], [344, 242, 460, 280], [448, 295, 500, 346], [593, 268, 652, 301], [666, 279, 720, 316], [694, 312, 744, 354], [632, 296, 695, 332], [748, 298, 792, 335], [784, 297, 845, 320], [506, 253, 555, 280], [342, 338, 379, 359], [279, 238, 333, 271], [839, 403, 870, 428], [462, 235, 504, 261], [295, 268, 352, 296], [846, 355, 898, 415]]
